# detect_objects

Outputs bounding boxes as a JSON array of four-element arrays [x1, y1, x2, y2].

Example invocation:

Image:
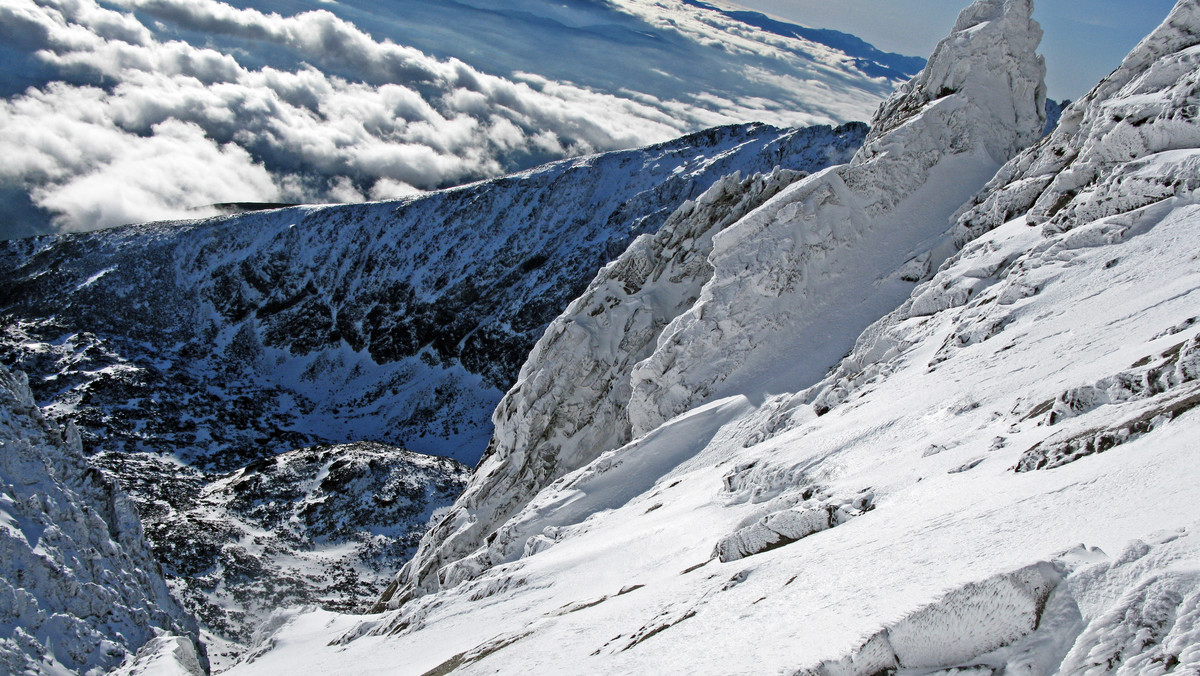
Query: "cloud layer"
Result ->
[[0, 0, 903, 236]]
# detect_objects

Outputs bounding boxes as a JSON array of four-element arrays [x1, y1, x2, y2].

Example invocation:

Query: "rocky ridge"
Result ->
[[382, 0, 1049, 602]]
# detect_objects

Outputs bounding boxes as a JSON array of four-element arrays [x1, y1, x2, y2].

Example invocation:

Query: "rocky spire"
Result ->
[[627, 0, 1049, 437]]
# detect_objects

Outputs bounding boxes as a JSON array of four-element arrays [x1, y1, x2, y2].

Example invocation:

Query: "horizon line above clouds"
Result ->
[[0, 0, 916, 239]]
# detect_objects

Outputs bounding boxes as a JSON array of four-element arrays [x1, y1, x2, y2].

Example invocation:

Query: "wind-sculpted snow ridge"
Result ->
[[381, 0, 1047, 608], [0, 365, 202, 675], [221, 3, 1200, 674], [380, 168, 810, 603], [626, 0, 1047, 436]]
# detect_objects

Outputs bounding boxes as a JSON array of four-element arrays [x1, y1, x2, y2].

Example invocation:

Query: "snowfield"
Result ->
[[226, 0, 1200, 674]]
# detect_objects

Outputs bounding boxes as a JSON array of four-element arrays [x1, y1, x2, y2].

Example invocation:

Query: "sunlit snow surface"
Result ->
[[230, 166, 1200, 676], [227, 1, 1200, 673]]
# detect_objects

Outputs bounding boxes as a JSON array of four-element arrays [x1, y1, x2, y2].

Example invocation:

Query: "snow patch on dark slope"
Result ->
[[0, 365, 202, 675], [221, 2, 1200, 674]]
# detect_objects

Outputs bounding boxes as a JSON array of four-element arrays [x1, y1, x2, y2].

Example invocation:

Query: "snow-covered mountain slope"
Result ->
[[381, 0, 1047, 602], [227, 1, 1200, 673], [0, 121, 865, 471], [0, 365, 202, 675], [0, 120, 866, 658]]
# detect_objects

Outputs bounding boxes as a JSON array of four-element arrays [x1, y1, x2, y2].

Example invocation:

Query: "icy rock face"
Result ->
[[382, 168, 808, 601], [863, 0, 1046, 163], [627, 0, 1046, 436], [0, 366, 201, 675], [953, 0, 1200, 247], [812, 0, 1200, 425], [1058, 536, 1200, 675]]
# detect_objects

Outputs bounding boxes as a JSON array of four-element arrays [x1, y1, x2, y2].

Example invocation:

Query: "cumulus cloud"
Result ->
[[0, 0, 905, 237]]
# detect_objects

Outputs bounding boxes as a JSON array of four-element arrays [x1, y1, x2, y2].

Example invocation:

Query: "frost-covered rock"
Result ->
[[626, 0, 1046, 435], [812, 0, 1200, 421], [804, 562, 1062, 675], [0, 366, 201, 674], [713, 487, 874, 563], [952, 0, 1200, 246]]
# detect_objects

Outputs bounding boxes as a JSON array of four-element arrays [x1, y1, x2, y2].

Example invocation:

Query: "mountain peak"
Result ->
[[865, 0, 1045, 164]]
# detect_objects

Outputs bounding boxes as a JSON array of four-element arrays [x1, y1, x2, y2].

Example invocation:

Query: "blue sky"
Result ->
[[730, 0, 1178, 100]]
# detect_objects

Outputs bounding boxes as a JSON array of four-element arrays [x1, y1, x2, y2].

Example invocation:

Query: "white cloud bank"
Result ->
[[0, 0, 900, 235]]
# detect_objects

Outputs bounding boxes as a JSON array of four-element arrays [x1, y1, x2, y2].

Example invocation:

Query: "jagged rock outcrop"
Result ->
[[627, 0, 1046, 436], [811, 0, 1200, 420], [0, 366, 202, 674], [952, 0, 1200, 246], [381, 0, 1049, 603]]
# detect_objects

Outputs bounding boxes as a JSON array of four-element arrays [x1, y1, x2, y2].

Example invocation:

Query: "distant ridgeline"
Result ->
[[679, 0, 927, 80]]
